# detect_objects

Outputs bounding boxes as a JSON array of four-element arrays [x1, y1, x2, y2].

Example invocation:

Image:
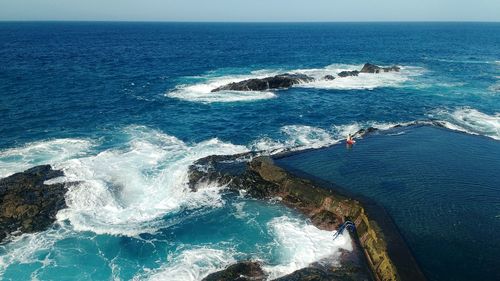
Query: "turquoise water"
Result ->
[[276, 126, 500, 281], [0, 22, 499, 280]]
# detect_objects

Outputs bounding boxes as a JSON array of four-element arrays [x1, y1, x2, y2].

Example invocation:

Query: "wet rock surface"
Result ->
[[0, 165, 66, 242], [202, 261, 266, 281], [211, 74, 315, 92], [337, 70, 360, 77], [360, 63, 400, 73]]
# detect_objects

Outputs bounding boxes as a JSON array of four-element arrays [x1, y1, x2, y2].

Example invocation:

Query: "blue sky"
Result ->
[[0, 0, 499, 22]]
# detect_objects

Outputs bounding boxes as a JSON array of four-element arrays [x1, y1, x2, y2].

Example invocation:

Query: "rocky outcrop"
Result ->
[[335, 63, 400, 78], [189, 138, 429, 281], [210, 63, 402, 91], [202, 261, 266, 281], [211, 74, 315, 92], [338, 71, 360, 77], [0, 165, 66, 242], [360, 63, 400, 73], [248, 157, 402, 280], [205, 253, 372, 281]]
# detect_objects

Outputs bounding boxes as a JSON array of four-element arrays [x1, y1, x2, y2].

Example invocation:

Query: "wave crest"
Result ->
[[431, 108, 500, 140], [51, 126, 248, 236]]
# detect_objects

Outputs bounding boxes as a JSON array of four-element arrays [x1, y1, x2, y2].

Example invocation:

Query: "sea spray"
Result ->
[[53, 126, 248, 236]]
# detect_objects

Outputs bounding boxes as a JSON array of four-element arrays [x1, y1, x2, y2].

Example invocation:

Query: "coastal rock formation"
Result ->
[[248, 157, 404, 280], [205, 254, 372, 281], [360, 63, 400, 73], [274, 263, 370, 281], [188, 123, 434, 281], [0, 165, 66, 242], [189, 155, 399, 280], [338, 70, 360, 77], [211, 74, 315, 92], [202, 261, 266, 281], [210, 63, 402, 91]]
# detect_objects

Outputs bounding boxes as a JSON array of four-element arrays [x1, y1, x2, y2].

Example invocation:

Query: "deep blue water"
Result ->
[[277, 126, 500, 281], [0, 22, 499, 280]]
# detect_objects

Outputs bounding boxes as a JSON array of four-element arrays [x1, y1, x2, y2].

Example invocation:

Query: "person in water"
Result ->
[[347, 134, 355, 145]]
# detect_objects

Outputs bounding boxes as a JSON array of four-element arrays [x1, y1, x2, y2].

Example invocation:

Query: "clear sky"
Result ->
[[0, 0, 499, 22]]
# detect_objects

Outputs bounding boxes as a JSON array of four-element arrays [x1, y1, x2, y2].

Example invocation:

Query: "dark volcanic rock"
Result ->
[[202, 261, 266, 281], [337, 71, 360, 77], [360, 63, 400, 73], [310, 209, 341, 231], [274, 266, 370, 281], [0, 165, 66, 242], [323, 75, 336, 81], [211, 74, 315, 92]]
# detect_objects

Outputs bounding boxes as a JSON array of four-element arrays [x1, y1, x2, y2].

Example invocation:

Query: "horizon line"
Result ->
[[0, 19, 499, 24]]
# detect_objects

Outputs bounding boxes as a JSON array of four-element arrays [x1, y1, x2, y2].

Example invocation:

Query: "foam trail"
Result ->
[[53, 126, 248, 236], [137, 248, 235, 281], [0, 227, 67, 277], [0, 139, 93, 178], [263, 216, 352, 280], [167, 64, 424, 103], [432, 108, 500, 140]]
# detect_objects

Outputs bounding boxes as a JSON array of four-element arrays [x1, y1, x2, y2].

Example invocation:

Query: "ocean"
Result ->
[[0, 22, 499, 280]]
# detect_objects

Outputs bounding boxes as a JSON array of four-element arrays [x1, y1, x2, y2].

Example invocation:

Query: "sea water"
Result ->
[[0, 22, 499, 280], [276, 126, 500, 281]]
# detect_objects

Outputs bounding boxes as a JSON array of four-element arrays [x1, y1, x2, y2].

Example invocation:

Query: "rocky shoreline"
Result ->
[[0, 165, 67, 242], [189, 123, 433, 281], [0, 122, 437, 279]]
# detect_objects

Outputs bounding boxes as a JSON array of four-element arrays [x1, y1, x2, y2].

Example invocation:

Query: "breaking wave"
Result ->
[[0, 138, 93, 178], [138, 248, 236, 281], [51, 126, 248, 236], [263, 216, 352, 279], [431, 108, 500, 140], [251, 121, 405, 153]]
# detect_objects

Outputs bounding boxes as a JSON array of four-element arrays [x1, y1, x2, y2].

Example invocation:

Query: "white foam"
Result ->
[[0, 138, 93, 178], [301, 64, 423, 90], [432, 108, 500, 140], [53, 126, 248, 236], [137, 248, 235, 281], [251, 121, 405, 153], [263, 216, 352, 280], [167, 70, 279, 103], [0, 227, 67, 277], [251, 125, 339, 153], [167, 64, 424, 103]]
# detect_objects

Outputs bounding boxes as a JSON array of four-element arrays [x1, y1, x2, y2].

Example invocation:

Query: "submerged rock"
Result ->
[[211, 73, 315, 92], [360, 63, 400, 73], [337, 70, 360, 77], [323, 75, 336, 80], [202, 261, 266, 281], [0, 165, 66, 242]]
